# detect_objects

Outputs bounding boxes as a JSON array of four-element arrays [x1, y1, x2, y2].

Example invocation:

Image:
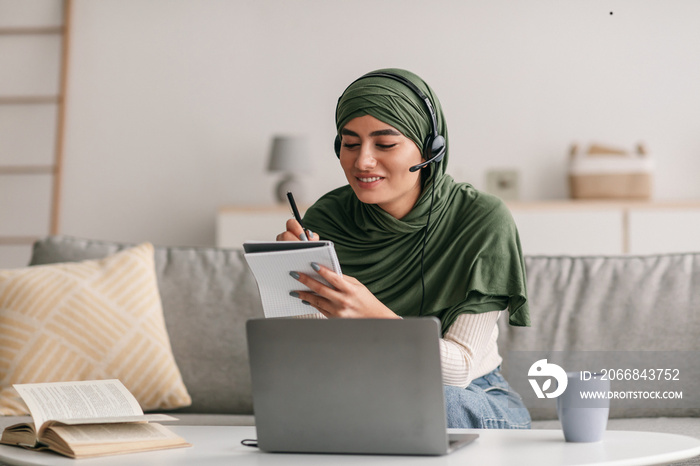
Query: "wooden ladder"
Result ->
[[0, 0, 72, 248]]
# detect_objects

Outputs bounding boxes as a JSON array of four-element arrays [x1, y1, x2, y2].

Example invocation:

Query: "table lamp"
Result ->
[[267, 135, 311, 203]]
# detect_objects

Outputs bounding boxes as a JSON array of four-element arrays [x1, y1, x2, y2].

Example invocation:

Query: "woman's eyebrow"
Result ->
[[341, 128, 359, 137], [340, 128, 402, 137], [370, 129, 402, 137]]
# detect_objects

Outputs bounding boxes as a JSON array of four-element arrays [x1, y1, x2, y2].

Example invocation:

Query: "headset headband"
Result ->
[[339, 72, 440, 139]]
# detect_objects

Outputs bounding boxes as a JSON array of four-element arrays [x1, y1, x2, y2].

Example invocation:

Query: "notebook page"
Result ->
[[244, 243, 342, 318]]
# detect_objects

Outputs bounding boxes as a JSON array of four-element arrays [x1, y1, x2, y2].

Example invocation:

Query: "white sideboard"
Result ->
[[217, 201, 700, 255]]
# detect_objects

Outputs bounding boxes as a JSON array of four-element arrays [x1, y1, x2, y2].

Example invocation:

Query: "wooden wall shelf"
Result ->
[[0, 96, 62, 105], [0, 26, 64, 35], [0, 165, 56, 175]]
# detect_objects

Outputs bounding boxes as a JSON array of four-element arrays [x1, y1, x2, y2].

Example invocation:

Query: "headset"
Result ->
[[333, 72, 446, 173]]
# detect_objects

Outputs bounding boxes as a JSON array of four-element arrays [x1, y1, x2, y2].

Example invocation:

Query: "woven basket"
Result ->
[[569, 173, 651, 200], [568, 144, 653, 200]]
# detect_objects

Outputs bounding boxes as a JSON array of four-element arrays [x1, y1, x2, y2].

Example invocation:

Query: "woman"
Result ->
[[276, 68, 531, 429]]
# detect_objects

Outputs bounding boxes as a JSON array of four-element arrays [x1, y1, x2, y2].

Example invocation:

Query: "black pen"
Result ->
[[287, 191, 311, 241]]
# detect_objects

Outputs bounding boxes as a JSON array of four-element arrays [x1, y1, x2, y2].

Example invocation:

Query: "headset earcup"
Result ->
[[422, 135, 446, 163], [422, 136, 434, 161], [431, 135, 446, 163], [415, 135, 446, 172], [334, 136, 341, 158]]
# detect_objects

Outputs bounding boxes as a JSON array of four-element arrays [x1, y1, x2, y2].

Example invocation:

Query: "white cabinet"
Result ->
[[511, 201, 700, 255], [628, 208, 700, 254], [217, 201, 700, 255], [510, 207, 622, 255]]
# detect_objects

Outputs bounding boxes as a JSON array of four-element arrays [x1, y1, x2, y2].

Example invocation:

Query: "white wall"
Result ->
[[4, 0, 700, 262]]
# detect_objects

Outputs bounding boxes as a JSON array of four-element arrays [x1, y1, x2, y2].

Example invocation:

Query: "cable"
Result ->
[[418, 173, 437, 316]]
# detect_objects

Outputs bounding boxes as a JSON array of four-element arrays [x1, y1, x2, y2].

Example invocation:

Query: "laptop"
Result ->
[[245, 317, 478, 455]]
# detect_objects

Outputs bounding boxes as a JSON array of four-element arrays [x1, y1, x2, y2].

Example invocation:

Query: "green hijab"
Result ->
[[303, 69, 529, 334]]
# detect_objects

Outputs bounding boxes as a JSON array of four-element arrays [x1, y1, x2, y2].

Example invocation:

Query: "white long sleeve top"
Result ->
[[439, 310, 504, 388]]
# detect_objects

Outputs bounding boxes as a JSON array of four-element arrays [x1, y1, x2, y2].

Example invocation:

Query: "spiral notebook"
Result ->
[[243, 241, 342, 318]]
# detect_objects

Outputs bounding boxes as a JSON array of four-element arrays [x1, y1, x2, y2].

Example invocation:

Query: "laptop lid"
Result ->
[[246, 317, 476, 455]]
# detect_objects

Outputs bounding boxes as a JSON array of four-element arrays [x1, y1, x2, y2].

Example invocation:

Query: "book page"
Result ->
[[53, 413, 177, 426], [48, 422, 181, 445], [14, 380, 144, 436], [43, 423, 189, 458]]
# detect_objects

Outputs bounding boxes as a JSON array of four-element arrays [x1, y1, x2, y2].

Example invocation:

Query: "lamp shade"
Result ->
[[267, 135, 311, 173]]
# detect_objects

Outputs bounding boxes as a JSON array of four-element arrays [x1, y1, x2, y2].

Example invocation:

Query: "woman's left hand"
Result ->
[[291, 263, 400, 319]]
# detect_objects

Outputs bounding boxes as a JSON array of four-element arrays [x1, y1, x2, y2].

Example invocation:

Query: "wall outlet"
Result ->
[[486, 169, 520, 201]]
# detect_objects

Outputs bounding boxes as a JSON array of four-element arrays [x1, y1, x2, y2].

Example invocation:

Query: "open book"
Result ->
[[243, 241, 342, 318], [0, 379, 190, 459]]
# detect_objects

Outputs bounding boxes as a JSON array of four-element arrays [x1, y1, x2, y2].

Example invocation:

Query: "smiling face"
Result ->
[[338, 115, 425, 219]]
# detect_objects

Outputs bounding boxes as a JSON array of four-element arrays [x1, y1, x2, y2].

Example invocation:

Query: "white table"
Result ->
[[1, 426, 699, 466]]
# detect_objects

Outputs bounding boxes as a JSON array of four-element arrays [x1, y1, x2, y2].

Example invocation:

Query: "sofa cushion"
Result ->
[[501, 253, 700, 353], [500, 253, 700, 421], [29, 236, 263, 415], [0, 243, 191, 414]]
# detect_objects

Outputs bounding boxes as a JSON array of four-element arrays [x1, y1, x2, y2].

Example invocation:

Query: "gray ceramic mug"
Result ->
[[556, 371, 611, 442]]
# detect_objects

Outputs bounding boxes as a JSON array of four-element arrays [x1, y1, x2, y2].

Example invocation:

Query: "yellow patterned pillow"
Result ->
[[0, 243, 191, 415]]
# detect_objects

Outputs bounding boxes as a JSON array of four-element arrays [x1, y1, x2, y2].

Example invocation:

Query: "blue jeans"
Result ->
[[444, 367, 531, 429]]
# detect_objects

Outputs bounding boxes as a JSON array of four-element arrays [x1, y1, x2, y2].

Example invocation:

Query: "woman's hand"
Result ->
[[290, 263, 400, 319], [276, 218, 319, 242]]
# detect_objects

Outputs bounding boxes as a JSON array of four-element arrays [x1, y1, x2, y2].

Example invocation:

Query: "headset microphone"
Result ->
[[409, 161, 429, 172]]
